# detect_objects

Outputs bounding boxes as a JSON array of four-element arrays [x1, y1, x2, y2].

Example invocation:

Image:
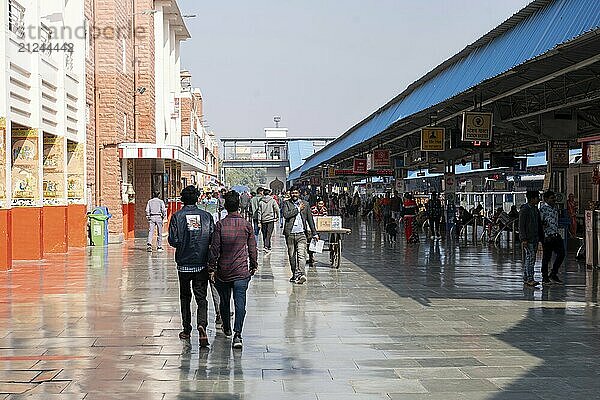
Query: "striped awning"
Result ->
[[118, 143, 207, 172]]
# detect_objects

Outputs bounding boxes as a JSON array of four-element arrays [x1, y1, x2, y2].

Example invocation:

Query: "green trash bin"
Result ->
[[89, 213, 110, 246]]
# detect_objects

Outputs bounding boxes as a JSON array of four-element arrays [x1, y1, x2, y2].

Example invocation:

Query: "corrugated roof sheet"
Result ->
[[289, 0, 600, 181]]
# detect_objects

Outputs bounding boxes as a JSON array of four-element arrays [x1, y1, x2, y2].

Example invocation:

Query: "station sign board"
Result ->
[[548, 140, 569, 168], [421, 127, 445, 151], [373, 149, 390, 168], [353, 158, 367, 174], [462, 112, 493, 142]]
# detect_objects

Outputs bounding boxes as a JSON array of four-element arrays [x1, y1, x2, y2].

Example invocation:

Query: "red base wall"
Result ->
[[67, 204, 88, 248], [43, 206, 68, 253], [0, 209, 11, 270], [12, 207, 43, 260]]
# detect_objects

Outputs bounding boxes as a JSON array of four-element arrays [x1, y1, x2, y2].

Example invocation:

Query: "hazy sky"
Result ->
[[178, 0, 530, 138]]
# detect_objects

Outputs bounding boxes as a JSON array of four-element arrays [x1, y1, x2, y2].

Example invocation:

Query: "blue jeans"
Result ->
[[523, 242, 538, 282], [215, 277, 250, 334]]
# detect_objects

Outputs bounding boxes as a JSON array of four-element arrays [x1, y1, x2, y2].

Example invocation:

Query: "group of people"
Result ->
[[147, 182, 575, 351]]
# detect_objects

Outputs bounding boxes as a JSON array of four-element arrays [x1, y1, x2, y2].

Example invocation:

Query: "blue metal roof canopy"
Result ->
[[289, 0, 600, 181]]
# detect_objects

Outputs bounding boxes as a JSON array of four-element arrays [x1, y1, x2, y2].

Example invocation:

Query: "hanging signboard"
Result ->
[[373, 149, 390, 168], [366, 153, 373, 170], [462, 112, 493, 142], [327, 165, 336, 177], [548, 140, 569, 168], [353, 158, 367, 174], [421, 127, 445, 151]]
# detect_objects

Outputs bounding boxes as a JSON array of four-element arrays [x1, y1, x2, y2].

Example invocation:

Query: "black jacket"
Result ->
[[281, 199, 316, 237], [519, 203, 544, 243], [168, 205, 214, 270]]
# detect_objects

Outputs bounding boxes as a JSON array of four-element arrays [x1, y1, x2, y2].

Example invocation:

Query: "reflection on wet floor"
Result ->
[[0, 220, 598, 399]]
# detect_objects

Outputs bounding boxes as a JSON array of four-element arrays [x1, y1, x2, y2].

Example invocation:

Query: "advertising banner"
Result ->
[[12, 128, 39, 206], [43, 134, 65, 205], [373, 149, 390, 168], [462, 112, 493, 142], [353, 158, 367, 174], [421, 127, 445, 151], [67, 140, 84, 202]]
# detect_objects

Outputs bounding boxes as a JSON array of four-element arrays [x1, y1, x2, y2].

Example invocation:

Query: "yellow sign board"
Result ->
[[462, 112, 493, 142], [421, 127, 445, 151]]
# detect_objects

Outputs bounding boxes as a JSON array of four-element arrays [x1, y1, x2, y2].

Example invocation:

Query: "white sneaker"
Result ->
[[157, 247, 164, 252], [430, 236, 435, 239]]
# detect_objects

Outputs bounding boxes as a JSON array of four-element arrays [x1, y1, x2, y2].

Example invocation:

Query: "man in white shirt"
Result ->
[[281, 187, 318, 284]]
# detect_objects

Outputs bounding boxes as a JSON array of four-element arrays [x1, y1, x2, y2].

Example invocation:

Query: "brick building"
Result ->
[[88, 0, 213, 241]]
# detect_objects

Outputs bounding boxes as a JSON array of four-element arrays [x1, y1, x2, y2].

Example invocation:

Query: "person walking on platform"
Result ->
[[402, 193, 419, 243], [240, 191, 251, 220], [146, 191, 167, 252], [168, 186, 214, 347], [250, 187, 263, 246], [426, 192, 443, 239], [282, 187, 318, 284], [257, 189, 280, 254], [519, 190, 544, 287], [209, 191, 258, 349], [539, 190, 564, 285], [391, 191, 402, 222]]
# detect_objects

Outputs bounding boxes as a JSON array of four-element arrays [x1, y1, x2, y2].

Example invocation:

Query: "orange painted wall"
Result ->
[[11, 207, 43, 260], [127, 203, 135, 239], [122, 203, 135, 240], [0, 209, 12, 270], [67, 204, 87, 247], [42, 206, 68, 253]]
